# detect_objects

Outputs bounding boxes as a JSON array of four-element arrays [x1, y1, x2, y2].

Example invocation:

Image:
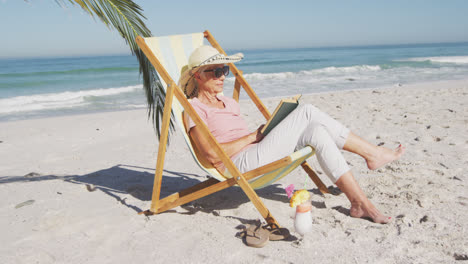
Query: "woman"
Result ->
[[179, 45, 405, 224]]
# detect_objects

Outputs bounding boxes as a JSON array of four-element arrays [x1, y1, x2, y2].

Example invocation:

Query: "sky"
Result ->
[[1, 0, 468, 58]]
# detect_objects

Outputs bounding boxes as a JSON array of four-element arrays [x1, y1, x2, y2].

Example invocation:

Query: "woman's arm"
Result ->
[[189, 125, 264, 165]]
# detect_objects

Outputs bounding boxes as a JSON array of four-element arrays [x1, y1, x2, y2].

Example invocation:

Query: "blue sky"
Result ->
[[1, 0, 468, 58]]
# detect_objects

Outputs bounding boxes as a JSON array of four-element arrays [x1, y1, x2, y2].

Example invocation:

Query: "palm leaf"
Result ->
[[55, 0, 174, 139]]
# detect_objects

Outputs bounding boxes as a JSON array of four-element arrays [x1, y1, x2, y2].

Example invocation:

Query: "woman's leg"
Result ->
[[233, 106, 310, 173], [233, 104, 395, 224], [233, 104, 349, 173], [294, 113, 392, 224], [296, 124, 391, 224], [297, 123, 350, 182], [343, 132, 405, 170], [295, 104, 405, 170], [335, 171, 391, 224], [296, 105, 350, 150]]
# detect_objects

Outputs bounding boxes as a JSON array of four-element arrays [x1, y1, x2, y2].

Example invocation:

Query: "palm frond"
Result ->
[[56, 0, 174, 139]]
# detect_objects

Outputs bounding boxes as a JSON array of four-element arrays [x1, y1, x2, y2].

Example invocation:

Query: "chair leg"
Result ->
[[149, 85, 175, 213], [301, 162, 330, 194], [140, 175, 279, 227], [139, 178, 222, 215], [139, 178, 228, 215], [234, 174, 280, 227], [156, 178, 234, 213]]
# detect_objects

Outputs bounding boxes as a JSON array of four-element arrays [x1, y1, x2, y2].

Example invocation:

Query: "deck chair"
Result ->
[[136, 30, 329, 226]]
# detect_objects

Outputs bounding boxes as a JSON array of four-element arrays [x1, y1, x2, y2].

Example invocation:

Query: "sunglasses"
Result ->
[[203, 66, 230, 78]]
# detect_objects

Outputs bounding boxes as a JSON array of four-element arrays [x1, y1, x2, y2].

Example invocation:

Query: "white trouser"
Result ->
[[232, 104, 350, 183]]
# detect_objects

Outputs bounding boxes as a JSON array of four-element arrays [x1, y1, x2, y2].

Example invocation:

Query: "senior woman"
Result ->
[[179, 46, 405, 224]]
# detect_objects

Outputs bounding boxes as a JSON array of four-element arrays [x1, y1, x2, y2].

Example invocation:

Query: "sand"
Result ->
[[1, 79, 467, 263]]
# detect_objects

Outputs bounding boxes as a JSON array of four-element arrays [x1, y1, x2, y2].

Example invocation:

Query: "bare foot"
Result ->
[[367, 144, 405, 170], [350, 202, 391, 224]]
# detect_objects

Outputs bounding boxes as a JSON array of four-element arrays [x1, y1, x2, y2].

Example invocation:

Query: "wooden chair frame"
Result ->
[[136, 30, 329, 226]]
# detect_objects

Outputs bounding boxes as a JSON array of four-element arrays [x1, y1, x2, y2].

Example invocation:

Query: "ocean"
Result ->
[[1, 42, 468, 121]]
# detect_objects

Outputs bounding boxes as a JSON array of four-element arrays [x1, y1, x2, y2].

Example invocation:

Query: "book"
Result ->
[[260, 94, 302, 136]]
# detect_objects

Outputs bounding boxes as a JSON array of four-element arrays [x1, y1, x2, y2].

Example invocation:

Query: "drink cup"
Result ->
[[294, 200, 313, 236]]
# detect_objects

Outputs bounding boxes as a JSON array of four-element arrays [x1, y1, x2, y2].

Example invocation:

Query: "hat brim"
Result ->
[[194, 52, 244, 68]]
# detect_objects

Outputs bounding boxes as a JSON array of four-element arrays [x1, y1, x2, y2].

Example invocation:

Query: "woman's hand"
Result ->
[[251, 124, 265, 143]]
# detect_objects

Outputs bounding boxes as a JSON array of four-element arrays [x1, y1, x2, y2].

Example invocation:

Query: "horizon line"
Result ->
[[2, 40, 468, 60]]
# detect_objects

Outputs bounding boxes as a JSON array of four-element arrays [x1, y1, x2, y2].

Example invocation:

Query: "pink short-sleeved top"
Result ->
[[187, 95, 253, 172], [188, 95, 250, 144]]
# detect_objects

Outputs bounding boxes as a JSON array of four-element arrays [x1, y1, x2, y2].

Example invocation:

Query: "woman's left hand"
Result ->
[[253, 125, 265, 143]]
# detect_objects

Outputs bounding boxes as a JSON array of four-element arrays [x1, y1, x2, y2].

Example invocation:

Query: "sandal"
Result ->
[[264, 224, 290, 241], [244, 224, 270, 248]]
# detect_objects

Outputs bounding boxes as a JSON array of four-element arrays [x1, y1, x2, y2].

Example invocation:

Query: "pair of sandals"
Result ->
[[242, 222, 290, 248]]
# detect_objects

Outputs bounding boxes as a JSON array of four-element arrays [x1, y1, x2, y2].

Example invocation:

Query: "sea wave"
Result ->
[[0, 66, 138, 78], [237, 65, 382, 81], [223, 62, 468, 99], [0, 85, 141, 114], [239, 58, 324, 67], [397, 56, 468, 64], [304, 65, 382, 74]]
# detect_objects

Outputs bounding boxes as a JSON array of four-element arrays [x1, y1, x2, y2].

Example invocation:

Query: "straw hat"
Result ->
[[179, 45, 243, 98]]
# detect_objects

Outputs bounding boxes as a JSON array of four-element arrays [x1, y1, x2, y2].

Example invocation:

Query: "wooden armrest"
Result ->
[[243, 156, 292, 180]]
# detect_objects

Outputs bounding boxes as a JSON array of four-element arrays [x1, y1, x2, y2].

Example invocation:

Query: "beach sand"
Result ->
[[1, 79, 467, 263]]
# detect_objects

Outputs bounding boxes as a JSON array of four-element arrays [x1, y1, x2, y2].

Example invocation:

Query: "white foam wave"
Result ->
[[231, 65, 382, 82], [308, 65, 382, 74], [400, 56, 468, 64], [0, 85, 141, 114], [223, 62, 468, 100]]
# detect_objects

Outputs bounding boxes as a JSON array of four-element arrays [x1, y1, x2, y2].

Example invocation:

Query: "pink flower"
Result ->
[[285, 184, 295, 199]]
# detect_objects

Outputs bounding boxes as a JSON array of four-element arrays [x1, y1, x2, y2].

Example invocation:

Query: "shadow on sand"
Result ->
[[1, 164, 327, 219]]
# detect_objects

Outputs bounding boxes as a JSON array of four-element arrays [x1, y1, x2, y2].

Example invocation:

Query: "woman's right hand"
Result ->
[[251, 125, 265, 143]]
